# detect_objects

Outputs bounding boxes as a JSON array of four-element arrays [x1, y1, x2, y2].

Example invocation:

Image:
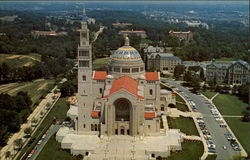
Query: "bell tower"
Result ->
[[77, 9, 93, 132]]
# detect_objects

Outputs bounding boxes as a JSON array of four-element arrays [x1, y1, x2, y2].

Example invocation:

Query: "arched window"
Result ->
[[99, 88, 103, 94], [95, 124, 98, 131], [91, 124, 94, 131], [150, 89, 153, 95]]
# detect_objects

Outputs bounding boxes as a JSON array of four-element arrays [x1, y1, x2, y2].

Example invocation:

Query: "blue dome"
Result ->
[[111, 46, 142, 63], [82, 15, 88, 22]]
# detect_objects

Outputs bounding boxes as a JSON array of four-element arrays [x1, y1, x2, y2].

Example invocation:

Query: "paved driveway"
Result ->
[[162, 78, 240, 160], [29, 125, 61, 160]]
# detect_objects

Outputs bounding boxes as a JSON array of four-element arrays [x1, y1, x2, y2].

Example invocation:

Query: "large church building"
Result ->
[[56, 11, 183, 160]]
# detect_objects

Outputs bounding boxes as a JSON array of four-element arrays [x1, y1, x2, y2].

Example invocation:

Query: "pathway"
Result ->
[[92, 26, 104, 42], [211, 93, 219, 101]]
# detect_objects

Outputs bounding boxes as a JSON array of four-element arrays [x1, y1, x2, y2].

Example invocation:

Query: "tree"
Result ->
[[200, 68, 205, 81], [183, 71, 192, 82], [14, 138, 23, 149], [60, 81, 76, 97], [1, 63, 10, 82], [174, 65, 185, 79], [24, 127, 32, 136], [241, 111, 250, 122], [31, 118, 38, 124], [238, 84, 250, 103], [5, 151, 11, 160], [191, 75, 201, 91]]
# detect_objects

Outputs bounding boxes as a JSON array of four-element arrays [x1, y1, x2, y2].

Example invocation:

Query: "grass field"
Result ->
[[167, 140, 204, 160], [200, 90, 217, 99], [0, 53, 41, 67], [213, 94, 250, 153], [213, 94, 248, 116], [36, 135, 71, 160], [17, 97, 70, 160], [0, 78, 55, 106], [167, 116, 199, 136], [205, 154, 217, 160], [176, 102, 189, 112], [93, 57, 109, 70], [176, 94, 185, 103]]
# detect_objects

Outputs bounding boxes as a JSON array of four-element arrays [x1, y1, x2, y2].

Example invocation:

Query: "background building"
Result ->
[[112, 22, 132, 28], [206, 60, 249, 85], [169, 30, 193, 41], [119, 30, 147, 38], [147, 53, 182, 72]]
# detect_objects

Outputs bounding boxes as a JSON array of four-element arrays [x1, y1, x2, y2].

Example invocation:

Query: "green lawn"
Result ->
[[200, 90, 217, 99], [167, 116, 199, 136], [167, 140, 204, 160], [0, 79, 55, 107], [36, 135, 71, 160], [176, 102, 189, 112], [93, 57, 109, 70], [0, 53, 41, 67], [225, 117, 250, 153], [213, 94, 248, 115], [176, 94, 185, 103], [17, 97, 69, 160], [205, 154, 217, 160]]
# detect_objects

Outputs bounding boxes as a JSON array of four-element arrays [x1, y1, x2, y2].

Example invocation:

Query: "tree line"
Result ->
[[0, 91, 32, 146]]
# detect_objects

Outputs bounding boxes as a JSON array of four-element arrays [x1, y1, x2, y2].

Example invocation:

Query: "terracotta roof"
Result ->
[[91, 111, 100, 118], [93, 71, 107, 80], [106, 75, 143, 99], [145, 72, 159, 81], [144, 112, 156, 118]]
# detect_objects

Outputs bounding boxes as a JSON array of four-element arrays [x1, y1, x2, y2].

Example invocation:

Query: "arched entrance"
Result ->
[[113, 98, 132, 135], [114, 98, 131, 121]]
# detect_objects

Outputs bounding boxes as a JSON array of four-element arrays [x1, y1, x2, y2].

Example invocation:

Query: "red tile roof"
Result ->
[[144, 112, 157, 118], [145, 72, 159, 81], [91, 111, 100, 118], [93, 71, 107, 80], [106, 75, 143, 99]]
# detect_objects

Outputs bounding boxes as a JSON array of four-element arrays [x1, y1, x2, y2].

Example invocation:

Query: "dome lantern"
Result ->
[[125, 36, 130, 46], [108, 36, 145, 79]]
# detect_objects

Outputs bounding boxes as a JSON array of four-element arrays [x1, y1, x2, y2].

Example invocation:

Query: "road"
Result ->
[[29, 125, 61, 160], [162, 78, 240, 160], [92, 26, 104, 42]]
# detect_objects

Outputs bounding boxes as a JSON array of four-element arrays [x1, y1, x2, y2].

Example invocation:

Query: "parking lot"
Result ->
[[162, 78, 241, 160]]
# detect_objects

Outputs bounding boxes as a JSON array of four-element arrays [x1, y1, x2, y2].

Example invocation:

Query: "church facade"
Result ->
[[56, 11, 183, 159]]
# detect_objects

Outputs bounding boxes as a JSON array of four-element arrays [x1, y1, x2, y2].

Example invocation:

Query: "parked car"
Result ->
[[37, 140, 43, 145], [42, 134, 47, 139], [208, 148, 216, 153], [219, 123, 227, 128]]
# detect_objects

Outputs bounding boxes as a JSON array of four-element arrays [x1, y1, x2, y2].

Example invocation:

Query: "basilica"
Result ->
[[56, 11, 183, 160]]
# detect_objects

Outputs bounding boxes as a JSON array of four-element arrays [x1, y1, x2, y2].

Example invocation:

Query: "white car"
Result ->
[[27, 153, 32, 158], [37, 140, 43, 145]]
